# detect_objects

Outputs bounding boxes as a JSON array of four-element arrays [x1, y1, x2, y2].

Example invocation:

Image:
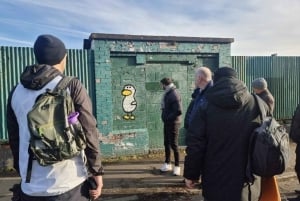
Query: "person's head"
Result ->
[[252, 77, 268, 94], [33, 34, 67, 72], [160, 77, 173, 90], [195, 66, 212, 89], [213, 67, 237, 83]]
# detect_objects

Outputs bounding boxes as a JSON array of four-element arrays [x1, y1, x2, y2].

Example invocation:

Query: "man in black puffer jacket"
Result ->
[[160, 77, 182, 176], [184, 67, 268, 201]]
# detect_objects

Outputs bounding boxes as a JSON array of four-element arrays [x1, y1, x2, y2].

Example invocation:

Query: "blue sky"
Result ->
[[0, 0, 299, 56]]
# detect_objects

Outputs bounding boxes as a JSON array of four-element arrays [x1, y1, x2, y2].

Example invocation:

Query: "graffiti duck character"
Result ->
[[121, 84, 137, 120]]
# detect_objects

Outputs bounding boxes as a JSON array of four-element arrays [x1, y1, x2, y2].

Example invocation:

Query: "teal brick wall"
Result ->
[[90, 35, 232, 157]]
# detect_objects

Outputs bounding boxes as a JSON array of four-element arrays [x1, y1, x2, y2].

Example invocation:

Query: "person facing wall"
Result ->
[[160, 77, 182, 176]]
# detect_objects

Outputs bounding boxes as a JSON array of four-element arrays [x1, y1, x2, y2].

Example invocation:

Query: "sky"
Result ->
[[0, 0, 299, 56]]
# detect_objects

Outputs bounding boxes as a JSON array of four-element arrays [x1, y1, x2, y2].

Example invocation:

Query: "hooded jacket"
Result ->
[[184, 76, 265, 201], [7, 64, 102, 196], [161, 86, 182, 124]]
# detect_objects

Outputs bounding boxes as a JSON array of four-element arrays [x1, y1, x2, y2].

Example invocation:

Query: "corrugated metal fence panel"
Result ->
[[66, 49, 96, 116], [0, 47, 92, 141], [232, 56, 300, 120], [0, 47, 35, 142], [65, 49, 95, 98], [271, 57, 300, 120], [1, 51, 300, 140]]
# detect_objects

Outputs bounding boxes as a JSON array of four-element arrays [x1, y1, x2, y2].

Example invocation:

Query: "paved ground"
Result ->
[[0, 142, 299, 201]]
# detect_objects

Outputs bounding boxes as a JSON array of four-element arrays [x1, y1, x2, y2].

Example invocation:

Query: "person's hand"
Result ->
[[89, 175, 103, 200], [184, 178, 196, 189]]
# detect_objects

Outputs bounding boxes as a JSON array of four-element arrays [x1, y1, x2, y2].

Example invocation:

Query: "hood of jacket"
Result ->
[[20, 64, 62, 90], [206, 77, 250, 109]]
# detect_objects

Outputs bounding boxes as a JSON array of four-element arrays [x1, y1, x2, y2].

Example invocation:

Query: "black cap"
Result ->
[[33, 34, 67, 66]]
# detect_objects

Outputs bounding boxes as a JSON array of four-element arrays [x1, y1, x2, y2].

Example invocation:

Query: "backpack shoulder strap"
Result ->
[[252, 93, 267, 120], [54, 76, 76, 91], [246, 94, 267, 186]]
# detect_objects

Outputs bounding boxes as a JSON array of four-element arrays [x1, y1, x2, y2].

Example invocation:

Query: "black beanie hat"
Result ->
[[33, 34, 67, 66], [213, 67, 237, 82]]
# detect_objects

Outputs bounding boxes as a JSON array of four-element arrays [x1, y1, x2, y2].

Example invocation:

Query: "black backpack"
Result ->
[[246, 94, 289, 181]]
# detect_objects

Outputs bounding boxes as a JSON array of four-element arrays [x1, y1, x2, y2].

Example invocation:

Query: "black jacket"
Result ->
[[6, 64, 102, 175], [184, 77, 266, 201], [161, 88, 182, 124], [184, 88, 200, 129]]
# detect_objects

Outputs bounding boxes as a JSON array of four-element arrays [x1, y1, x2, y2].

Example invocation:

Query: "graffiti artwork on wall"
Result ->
[[121, 84, 137, 120]]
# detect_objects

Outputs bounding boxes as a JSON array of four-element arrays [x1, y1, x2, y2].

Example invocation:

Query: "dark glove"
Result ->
[[9, 183, 21, 201]]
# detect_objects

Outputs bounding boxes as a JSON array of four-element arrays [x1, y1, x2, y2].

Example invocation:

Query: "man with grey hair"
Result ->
[[183, 67, 213, 187], [187, 67, 213, 127]]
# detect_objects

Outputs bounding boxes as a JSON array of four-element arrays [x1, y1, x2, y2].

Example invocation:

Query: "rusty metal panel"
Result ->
[[0, 47, 93, 141], [232, 56, 300, 120]]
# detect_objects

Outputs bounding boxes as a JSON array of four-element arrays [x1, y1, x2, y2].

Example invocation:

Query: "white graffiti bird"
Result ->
[[121, 84, 137, 120]]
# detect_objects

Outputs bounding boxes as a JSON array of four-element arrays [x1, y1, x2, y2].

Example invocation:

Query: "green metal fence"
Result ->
[[1, 47, 300, 141], [232, 56, 300, 120], [0, 47, 93, 141]]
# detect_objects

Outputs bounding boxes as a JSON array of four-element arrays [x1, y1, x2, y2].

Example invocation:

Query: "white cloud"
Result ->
[[0, 36, 32, 46], [0, 0, 300, 55]]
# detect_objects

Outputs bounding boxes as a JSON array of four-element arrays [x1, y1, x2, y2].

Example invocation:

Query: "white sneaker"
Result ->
[[160, 163, 172, 172], [173, 166, 181, 176]]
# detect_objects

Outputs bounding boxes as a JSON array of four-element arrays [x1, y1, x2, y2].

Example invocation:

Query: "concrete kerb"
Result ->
[[0, 142, 298, 200], [0, 161, 298, 199]]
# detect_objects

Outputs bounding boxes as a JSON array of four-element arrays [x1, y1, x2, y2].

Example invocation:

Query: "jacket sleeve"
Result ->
[[183, 105, 207, 180], [69, 78, 103, 175], [6, 86, 20, 174]]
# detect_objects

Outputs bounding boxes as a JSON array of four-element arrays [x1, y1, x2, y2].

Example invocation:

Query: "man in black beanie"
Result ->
[[33, 34, 67, 66], [184, 67, 269, 201], [7, 34, 103, 201]]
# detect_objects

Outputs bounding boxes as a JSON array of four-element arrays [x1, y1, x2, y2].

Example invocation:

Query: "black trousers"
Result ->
[[163, 122, 180, 166], [20, 180, 89, 201]]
